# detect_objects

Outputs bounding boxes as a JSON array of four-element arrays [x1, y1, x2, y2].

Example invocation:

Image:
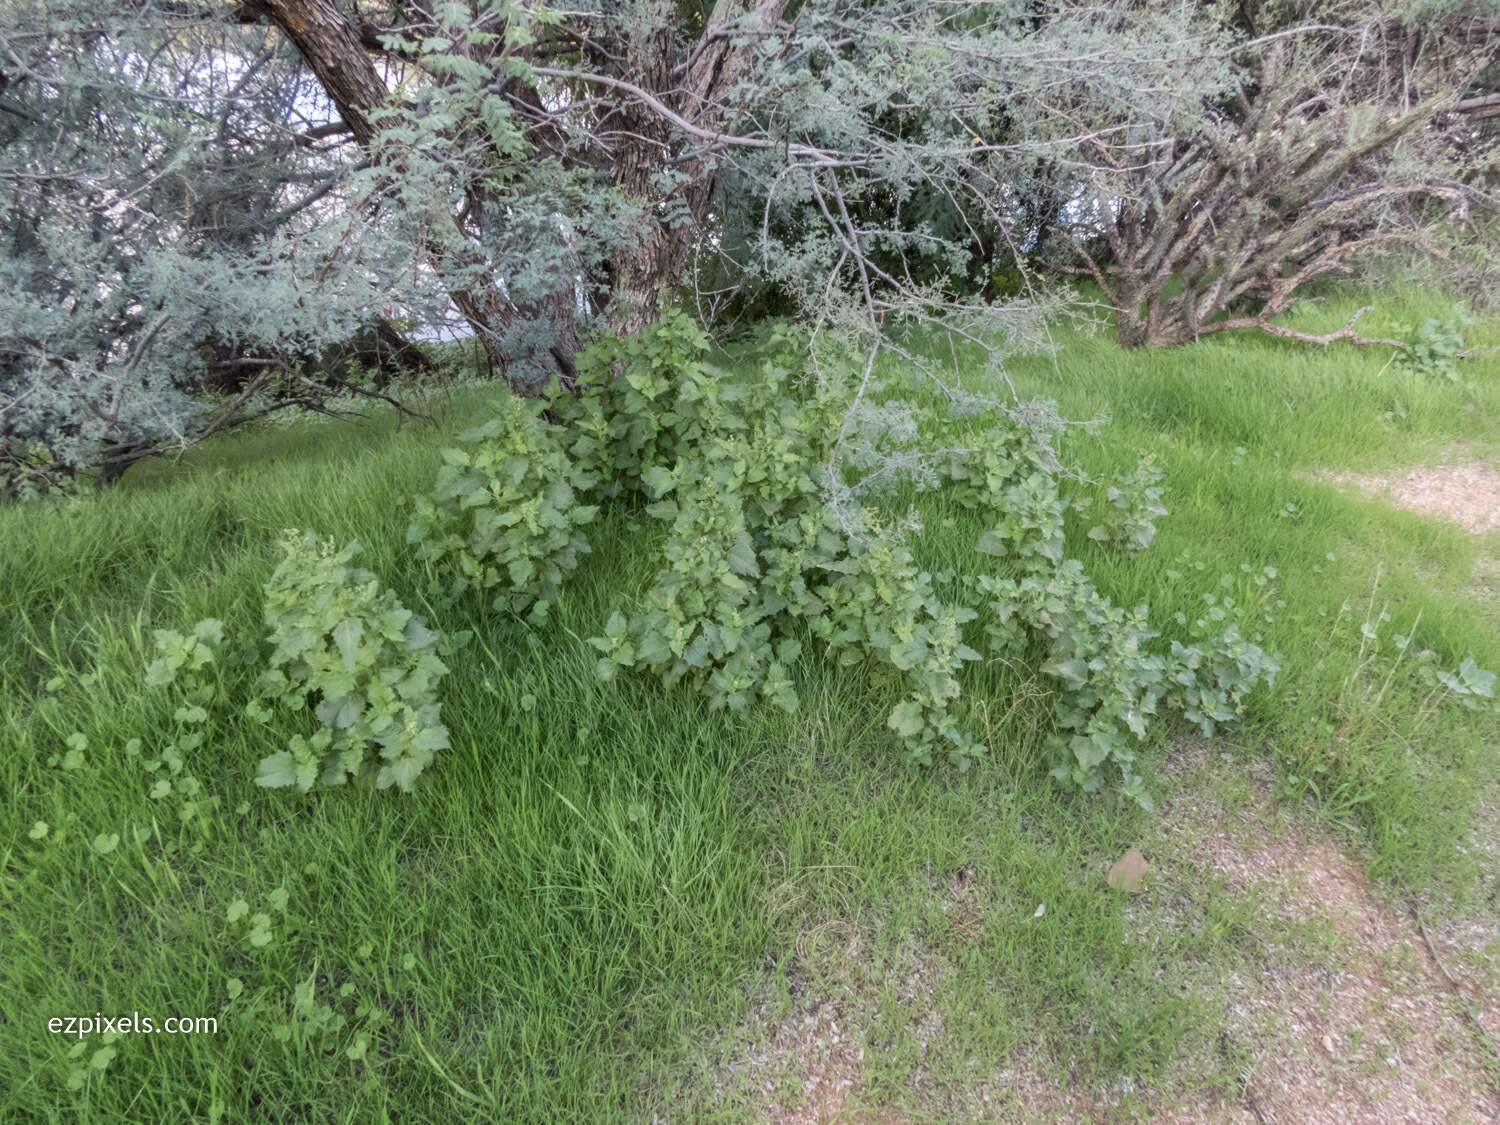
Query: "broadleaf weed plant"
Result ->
[[407, 310, 1281, 805], [248, 531, 450, 793]]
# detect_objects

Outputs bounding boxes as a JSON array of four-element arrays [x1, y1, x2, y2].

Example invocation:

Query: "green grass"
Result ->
[[999, 290, 1500, 891], [2, 291, 1497, 1122]]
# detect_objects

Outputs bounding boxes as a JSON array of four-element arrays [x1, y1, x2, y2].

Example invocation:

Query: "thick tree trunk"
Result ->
[[240, 0, 387, 147], [605, 0, 792, 334], [244, 0, 580, 384], [604, 0, 676, 332], [1114, 282, 1150, 350]]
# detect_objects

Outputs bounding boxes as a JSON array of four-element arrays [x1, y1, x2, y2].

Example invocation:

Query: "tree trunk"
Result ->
[[1114, 280, 1150, 349], [240, 0, 387, 147], [605, 0, 793, 334], [244, 0, 579, 384]]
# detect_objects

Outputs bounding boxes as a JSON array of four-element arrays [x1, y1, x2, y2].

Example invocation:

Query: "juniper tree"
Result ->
[[0, 0, 443, 490], [16, 0, 1483, 490], [4, 0, 1231, 487], [229, 0, 1235, 415]]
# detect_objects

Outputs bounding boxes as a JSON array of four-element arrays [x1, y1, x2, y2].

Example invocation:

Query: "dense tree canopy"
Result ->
[[2, 0, 1497, 488], [0, 1, 438, 488]]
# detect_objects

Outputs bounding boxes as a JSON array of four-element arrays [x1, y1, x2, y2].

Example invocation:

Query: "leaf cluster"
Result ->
[[140, 620, 226, 834], [535, 312, 1276, 802], [408, 395, 598, 624], [1087, 453, 1167, 553], [249, 531, 450, 793], [1398, 311, 1473, 383], [574, 312, 843, 716]]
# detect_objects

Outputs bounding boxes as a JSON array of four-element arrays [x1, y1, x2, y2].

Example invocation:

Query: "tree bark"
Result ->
[[1086, 30, 1473, 351], [247, 0, 794, 364], [239, 0, 387, 146], [605, 0, 792, 334], [242, 0, 580, 383]]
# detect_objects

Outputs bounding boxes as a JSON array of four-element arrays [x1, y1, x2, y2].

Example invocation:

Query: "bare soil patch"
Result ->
[[713, 748, 1498, 1123], [1173, 811, 1499, 1122], [755, 1003, 897, 1125], [1323, 458, 1500, 536]]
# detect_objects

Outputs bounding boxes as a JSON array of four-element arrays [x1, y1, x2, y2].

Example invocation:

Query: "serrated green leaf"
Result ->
[[888, 700, 926, 738]]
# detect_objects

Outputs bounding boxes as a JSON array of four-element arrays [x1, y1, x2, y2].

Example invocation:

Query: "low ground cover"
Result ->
[[2, 290, 1497, 1121]]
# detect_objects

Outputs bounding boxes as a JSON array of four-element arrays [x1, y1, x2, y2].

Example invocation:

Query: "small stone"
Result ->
[[1107, 849, 1150, 892]]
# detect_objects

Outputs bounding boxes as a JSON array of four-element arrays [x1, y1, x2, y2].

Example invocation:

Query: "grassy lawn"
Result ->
[[3, 290, 1497, 1122]]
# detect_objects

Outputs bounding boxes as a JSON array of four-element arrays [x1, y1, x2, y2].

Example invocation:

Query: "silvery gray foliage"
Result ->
[[0, 0, 1304, 493], [244, 0, 1232, 374], [354, 115, 642, 393], [0, 0, 442, 490], [700, 0, 1233, 318], [604, 0, 1229, 505]]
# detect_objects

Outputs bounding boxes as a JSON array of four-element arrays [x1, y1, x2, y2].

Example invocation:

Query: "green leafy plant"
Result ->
[[1431, 656, 1498, 711], [982, 561, 1165, 804], [1166, 626, 1280, 734], [1088, 453, 1167, 552], [1399, 310, 1473, 382], [408, 394, 598, 624], [583, 313, 844, 717], [981, 562, 1278, 806], [413, 311, 1282, 806], [249, 531, 449, 793], [560, 308, 723, 490], [139, 619, 227, 833], [821, 537, 983, 768], [145, 618, 224, 698]]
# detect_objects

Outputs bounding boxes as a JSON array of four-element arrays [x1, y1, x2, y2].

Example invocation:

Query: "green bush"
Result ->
[[408, 394, 598, 624], [249, 531, 450, 793], [580, 315, 842, 717], [445, 310, 1276, 805]]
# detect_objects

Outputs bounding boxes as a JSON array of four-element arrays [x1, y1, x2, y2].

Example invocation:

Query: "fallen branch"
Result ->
[[1457, 343, 1500, 360], [1255, 305, 1409, 351]]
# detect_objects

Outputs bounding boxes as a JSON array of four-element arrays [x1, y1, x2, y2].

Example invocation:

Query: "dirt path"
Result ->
[[1323, 453, 1500, 537], [1155, 776, 1500, 1124], [717, 751, 1500, 1124]]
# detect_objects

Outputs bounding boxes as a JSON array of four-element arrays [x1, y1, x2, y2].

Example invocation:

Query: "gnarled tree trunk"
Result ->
[[1073, 30, 1487, 351], [242, 0, 582, 383], [602, 0, 792, 334]]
